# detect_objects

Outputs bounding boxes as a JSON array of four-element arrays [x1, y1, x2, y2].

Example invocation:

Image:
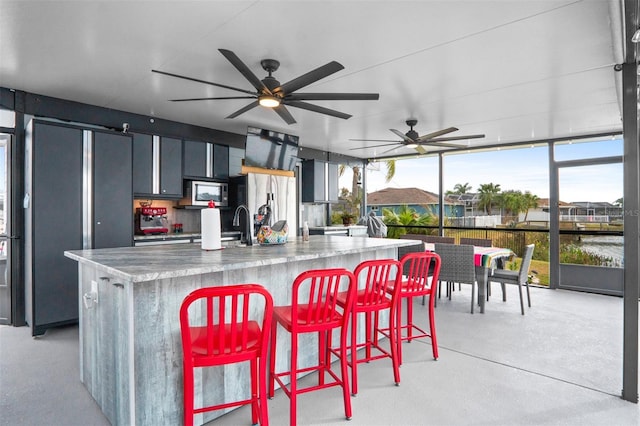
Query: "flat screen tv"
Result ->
[[244, 126, 299, 171]]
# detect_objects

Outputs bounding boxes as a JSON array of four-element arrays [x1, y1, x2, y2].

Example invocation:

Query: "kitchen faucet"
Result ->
[[232, 204, 253, 246]]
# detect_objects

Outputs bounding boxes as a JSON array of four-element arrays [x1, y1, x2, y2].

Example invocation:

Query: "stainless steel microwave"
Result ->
[[179, 181, 229, 207]]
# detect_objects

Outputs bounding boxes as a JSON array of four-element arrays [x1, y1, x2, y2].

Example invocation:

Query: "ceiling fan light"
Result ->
[[259, 96, 280, 108], [406, 143, 418, 148]]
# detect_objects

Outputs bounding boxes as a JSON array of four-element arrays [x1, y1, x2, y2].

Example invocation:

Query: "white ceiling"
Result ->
[[0, 0, 625, 160]]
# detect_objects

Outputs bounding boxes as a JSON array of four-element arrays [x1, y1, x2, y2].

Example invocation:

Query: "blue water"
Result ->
[[576, 235, 624, 267]]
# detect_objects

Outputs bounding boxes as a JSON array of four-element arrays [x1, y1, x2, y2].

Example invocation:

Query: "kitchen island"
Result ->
[[64, 235, 420, 426]]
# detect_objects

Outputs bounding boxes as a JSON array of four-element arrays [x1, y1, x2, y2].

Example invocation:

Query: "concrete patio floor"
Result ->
[[1, 285, 638, 425]]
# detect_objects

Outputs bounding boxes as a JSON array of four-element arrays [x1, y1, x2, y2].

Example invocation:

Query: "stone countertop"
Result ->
[[64, 235, 419, 283]]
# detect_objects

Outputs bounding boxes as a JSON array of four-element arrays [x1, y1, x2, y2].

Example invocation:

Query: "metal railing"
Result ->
[[385, 224, 623, 259]]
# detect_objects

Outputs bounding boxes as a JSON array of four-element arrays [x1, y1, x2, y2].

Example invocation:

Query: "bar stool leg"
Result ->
[[396, 301, 403, 365], [290, 333, 298, 426], [428, 299, 438, 360], [339, 324, 353, 420], [268, 321, 278, 399], [406, 296, 414, 342], [351, 310, 359, 396]]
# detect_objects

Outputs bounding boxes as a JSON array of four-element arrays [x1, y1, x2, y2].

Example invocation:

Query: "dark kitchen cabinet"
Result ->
[[302, 160, 325, 202], [133, 133, 153, 194], [133, 134, 182, 198], [183, 140, 207, 178], [26, 121, 134, 336], [183, 141, 229, 180], [301, 160, 339, 202], [28, 121, 83, 335], [213, 144, 229, 180], [93, 131, 133, 248], [160, 137, 182, 196]]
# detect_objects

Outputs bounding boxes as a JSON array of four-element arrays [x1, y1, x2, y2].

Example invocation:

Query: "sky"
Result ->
[[340, 138, 624, 204]]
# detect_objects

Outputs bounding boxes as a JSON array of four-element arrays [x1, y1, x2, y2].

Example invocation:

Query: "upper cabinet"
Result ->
[[159, 137, 182, 196], [132, 133, 153, 194], [183, 140, 229, 181], [301, 160, 339, 203], [183, 140, 207, 178], [133, 134, 182, 198], [213, 144, 229, 180], [327, 162, 339, 202]]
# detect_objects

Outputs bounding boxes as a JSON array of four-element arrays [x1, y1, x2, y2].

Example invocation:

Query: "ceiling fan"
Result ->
[[152, 49, 379, 125], [350, 119, 485, 155]]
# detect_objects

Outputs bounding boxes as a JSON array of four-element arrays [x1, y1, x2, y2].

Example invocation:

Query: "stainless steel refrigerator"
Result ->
[[231, 172, 298, 242]]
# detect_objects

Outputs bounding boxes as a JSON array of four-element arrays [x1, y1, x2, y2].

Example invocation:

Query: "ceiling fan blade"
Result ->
[[169, 96, 255, 102], [226, 100, 259, 119], [275, 61, 344, 95], [349, 142, 402, 150], [418, 141, 466, 148], [415, 127, 459, 142], [218, 49, 271, 94], [286, 92, 379, 101], [414, 145, 428, 155], [426, 134, 486, 142], [348, 138, 401, 143], [285, 100, 351, 119], [273, 104, 296, 125], [378, 145, 409, 156], [390, 129, 414, 143], [151, 69, 256, 96], [417, 134, 486, 148]]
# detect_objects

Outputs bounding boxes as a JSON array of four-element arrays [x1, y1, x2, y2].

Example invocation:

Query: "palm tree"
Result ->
[[522, 191, 539, 222], [382, 205, 436, 238], [477, 183, 501, 214], [454, 182, 472, 194]]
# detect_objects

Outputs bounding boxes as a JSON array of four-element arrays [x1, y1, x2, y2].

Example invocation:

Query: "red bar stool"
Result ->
[[334, 258, 402, 396], [179, 284, 273, 426], [381, 251, 441, 364], [268, 268, 356, 426]]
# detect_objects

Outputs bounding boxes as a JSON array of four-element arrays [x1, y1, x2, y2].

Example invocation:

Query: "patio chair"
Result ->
[[400, 234, 455, 245], [459, 237, 492, 247], [434, 243, 477, 313], [488, 244, 535, 315], [458, 238, 492, 293]]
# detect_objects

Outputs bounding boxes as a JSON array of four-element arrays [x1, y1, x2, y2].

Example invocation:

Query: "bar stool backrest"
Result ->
[[353, 259, 401, 309], [399, 251, 441, 295], [180, 284, 273, 362], [290, 268, 356, 333]]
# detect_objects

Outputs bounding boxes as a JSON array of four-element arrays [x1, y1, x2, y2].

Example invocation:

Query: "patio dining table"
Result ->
[[425, 243, 515, 313]]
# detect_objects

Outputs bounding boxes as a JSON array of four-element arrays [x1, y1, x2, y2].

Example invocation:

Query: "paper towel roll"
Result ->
[[201, 205, 222, 250]]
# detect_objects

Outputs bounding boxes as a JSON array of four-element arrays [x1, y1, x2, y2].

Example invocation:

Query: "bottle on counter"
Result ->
[[302, 221, 310, 242]]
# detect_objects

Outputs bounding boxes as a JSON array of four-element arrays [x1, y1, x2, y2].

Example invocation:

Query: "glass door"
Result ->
[[557, 162, 623, 295], [0, 133, 10, 324]]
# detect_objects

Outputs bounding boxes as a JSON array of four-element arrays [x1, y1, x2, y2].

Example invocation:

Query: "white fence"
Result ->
[[448, 215, 501, 227], [559, 215, 609, 223]]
